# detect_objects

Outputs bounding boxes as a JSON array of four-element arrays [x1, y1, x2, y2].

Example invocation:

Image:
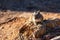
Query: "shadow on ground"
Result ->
[[0, 0, 60, 13]]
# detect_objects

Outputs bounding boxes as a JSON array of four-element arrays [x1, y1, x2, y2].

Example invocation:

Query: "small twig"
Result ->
[[50, 36, 60, 40]]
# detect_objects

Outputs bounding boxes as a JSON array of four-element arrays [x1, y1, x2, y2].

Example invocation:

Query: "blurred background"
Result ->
[[0, 0, 60, 12]]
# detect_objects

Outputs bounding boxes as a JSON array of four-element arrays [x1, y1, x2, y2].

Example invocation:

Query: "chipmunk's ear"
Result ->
[[33, 10, 41, 16], [37, 10, 40, 13], [34, 10, 40, 15], [37, 10, 43, 15]]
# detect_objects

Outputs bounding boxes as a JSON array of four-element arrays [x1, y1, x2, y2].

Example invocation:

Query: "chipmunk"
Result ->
[[32, 10, 43, 25]]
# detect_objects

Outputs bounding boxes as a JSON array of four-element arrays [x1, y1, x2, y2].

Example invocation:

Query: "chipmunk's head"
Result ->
[[33, 10, 43, 23], [33, 10, 40, 16]]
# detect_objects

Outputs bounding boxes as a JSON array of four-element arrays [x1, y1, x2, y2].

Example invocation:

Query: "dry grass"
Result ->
[[0, 11, 60, 40]]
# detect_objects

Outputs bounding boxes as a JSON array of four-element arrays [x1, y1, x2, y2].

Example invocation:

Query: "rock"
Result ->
[[44, 20, 56, 28], [44, 19, 60, 28], [54, 19, 60, 27]]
